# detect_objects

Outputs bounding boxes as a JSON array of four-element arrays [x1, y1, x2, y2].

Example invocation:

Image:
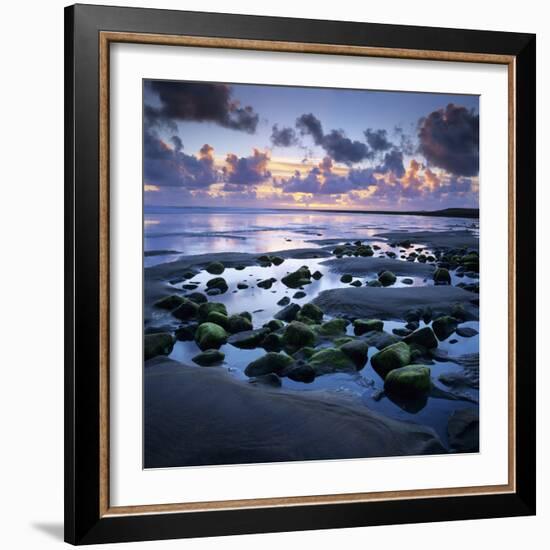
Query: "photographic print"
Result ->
[[143, 79, 480, 469]]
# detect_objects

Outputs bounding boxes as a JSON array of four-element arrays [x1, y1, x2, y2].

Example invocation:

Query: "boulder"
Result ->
[[192, 349, 225, 366], [384, 365, 432, 397], [393, 328, 412, 337], [154, 295, 186, 310], [172, 299, 199, 320], [261, 332, 284, 352], [340, 340, 369, 369], [371, 341, 411, 379], [205, 310, 229, 329], [205, 261, 225, 275], [274, 303, 301, 322], [237, 283, 249, 290], [258, 278, 276, 289], [248, 373, 282, 387], [433, 268, 451, 285], [366, 280, 382, 287], [271, 256, 285, 266], [350, 280, 362, 287], [282, 321, 316, 350], [340, 274, 353, 283], [244, 352, 295, 377], [174, 323, 198, 341], [311, 270, 323, 280], [144, 332, 174, 361], [264, 319, 284, 332], [403, 326, 438, 349], [197, 302, 227, 322], [228, 328, 269, 349], [277, 296, 291, 306], [285, 363, 316, 383], [300, 303, 324, 323], [281, 267, 312, 288], [186, 292, 207, 304], [293, 291, 307, 299], [308, 347, 357, 375], [227, 314, 253, 334], [239, 311, 252, 322], [317, 318, 349, 336], [194, 322, 228, 351], [401, 278, 414, 285], [354, 319, 383, 335], [205, 277, 228, 294], [432, 316, 459, 341], [378, 271, 397, 287]]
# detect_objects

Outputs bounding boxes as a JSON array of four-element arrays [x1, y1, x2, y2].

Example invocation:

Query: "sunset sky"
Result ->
[[143, 80, 479, 210]]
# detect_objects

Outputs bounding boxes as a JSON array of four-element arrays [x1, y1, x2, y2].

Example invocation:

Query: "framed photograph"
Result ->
[[64, 4, 536, 545]]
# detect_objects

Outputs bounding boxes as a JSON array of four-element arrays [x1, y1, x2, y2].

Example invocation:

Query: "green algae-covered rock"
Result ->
[[186, 291, 208, 304], [271, 256, 284, 266], [197, 302, 227, 322], [378, 271, 397, 287], [433, 267, 451, 285], [285, 363, 316, 383], [308, 347, 356, 375], [154, 295, 186, 310], [144, 332, 174, 361], [317, 318, 349, 336], [257, 277, 276, 289], [244, 352, 295, 377], [261, 332, 284, 352], [432, 315, 458, 341], [340, 339, 369, 369], [334, 336, 354, 347], [205, 261, 225, 275], [353, 319, 384, 335], [264, 319, 284, 332], [340, 274, 353, 283], [205, 277, 229, 294], [172, 298, 199, 320], [192, 349, 225, 366], [312, 270, 323, 280], [403, 326, 438, 349], [206, 310, 229, 329], [227, 314, 253, 334], [366, 279, 382, 287], [384, 365, 432, 397], [282, 321, 316, 350], [370, 341, 411, 379], [281, 267, 312, 288], [274, 302, 301, 321], [300, 303, 324, 323], [227, 328, 269, 349], [195, 322, 228, 350]]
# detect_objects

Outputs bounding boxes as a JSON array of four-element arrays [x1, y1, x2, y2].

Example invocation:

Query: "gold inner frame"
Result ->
[[98, 31, 517, 517]]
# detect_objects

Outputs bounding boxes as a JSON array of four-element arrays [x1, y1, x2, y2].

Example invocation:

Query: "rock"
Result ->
[[354, 319, 384, 335], [403, 327, 438, 349], [281, 267, 312, 288], [264, 319, 284, 332], [340, 340, 369, 369], [378, 271, 397, 287], [227, 314, 253, 334], [449, 339, 458, 344], [361, 330, 400, 350], [271, 256, 284, 266], [317, 318, 349, 336], [172, 299, 200, 320], [384, 365, 432, 397], [433, 268, 451, 285], [192, 349, 225, 366], [282, 321, 316, 350], [258, 278, 276, 289], [340, 274, 353, 283], [308, 347, 356, 375], [249, 373, 282, 387], [245, 352, 295, 377], [154, 295, 186, 310], [195, 323, 228, 350], [228, 328, 269, 349], [293, 291, 307, 299], [371, 341, 411, 378], [174, 323, 198, 341], [257, 254, 271, 263], [366, 280, 382, 287], [206, 289, 222, 296], [432, 316, 459, 341], [144, 332, 174, 360], [205, 261, 225, 275], [350, 280, 362, 287], [181, 283, 199, 290], [448, 408, 479, 452], [285, 364, 316, 383], [206, 310, 229, 329], [312, 270, 323, 280], [274, 303, 301, 322], [239, 311, 252, 322], [197, 302, 228, 322], [237, 283, 249, 290], [300, 303, 324, 323], [261, 332, 284, 352], [277, 296, 291, 306], [456, 326, 478, 338], [401, 278, 414, 285], [235, 265, 246, 271], [186, 292, 207, 304], [393, 328, 412, 337], [205, 277, 228, 294]]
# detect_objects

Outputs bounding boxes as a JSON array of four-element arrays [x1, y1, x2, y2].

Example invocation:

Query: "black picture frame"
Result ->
[[65, 3, 536, 545]]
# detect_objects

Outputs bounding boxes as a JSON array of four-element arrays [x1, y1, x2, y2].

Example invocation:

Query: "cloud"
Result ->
[[270, 124, 298, 147], [418, 103, 479, 176], [145, 80, 259, 133], [144, 129, 220, 189], [296, 113, 324, 145], [364, 128, 392, 152], [223, 149, 272, 185], [377, 149, 406, 178]]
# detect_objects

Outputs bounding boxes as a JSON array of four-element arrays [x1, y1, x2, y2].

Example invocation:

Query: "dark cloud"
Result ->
[[270, 124, 298, 147], [418, 103, 479, 176], [377, 149, 406, 178], [364, 128, 392, 152], [224, 149, 272, 185], [144, 130, 219, 189], [145, 80, 259, 133], [296, 113, 372, 165]]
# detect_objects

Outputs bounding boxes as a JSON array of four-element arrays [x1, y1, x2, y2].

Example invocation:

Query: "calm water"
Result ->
[[145, 206, 479, 447]]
